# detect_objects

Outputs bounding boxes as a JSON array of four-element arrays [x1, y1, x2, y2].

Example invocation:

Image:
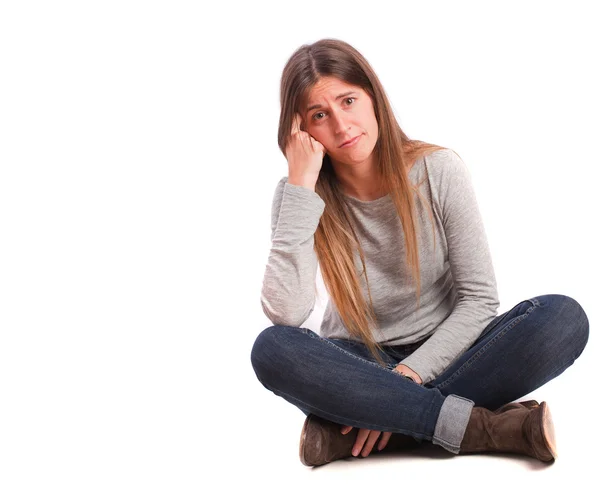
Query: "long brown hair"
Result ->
[[277, 39, 449, 367]]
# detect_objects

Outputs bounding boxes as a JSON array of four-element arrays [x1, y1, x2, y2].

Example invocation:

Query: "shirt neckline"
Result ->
[[341, 158, 422, 205]]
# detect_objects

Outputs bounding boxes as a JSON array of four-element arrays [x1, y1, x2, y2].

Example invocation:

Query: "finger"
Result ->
[[291, 113, 302, 135], [340, 425, 353, 435], [309, 135, 325, 156], [377, 431, 393, 451], [299, 114, 306, 132], [361, 430, 382, 457], [352, 429, 371, 457]]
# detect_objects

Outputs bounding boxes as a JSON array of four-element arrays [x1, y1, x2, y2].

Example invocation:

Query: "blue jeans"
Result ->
[[250, 294, 589, 454]]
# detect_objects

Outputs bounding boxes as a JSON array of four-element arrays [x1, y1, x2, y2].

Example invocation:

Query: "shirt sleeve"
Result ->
[[260, 177, 326, 327], [399, 150, 500, 384]]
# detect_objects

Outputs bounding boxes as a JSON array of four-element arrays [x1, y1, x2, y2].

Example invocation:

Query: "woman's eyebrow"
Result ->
[[306, 91, 357, 112]]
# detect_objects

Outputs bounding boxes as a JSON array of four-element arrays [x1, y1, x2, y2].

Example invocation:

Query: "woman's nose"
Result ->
[[331, 110, 351, 134]]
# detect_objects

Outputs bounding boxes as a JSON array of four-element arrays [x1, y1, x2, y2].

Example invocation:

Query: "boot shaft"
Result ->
[[460, 401, 557, 462]]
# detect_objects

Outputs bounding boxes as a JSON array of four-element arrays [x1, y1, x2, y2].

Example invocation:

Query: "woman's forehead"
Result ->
[[304, 78, 362, 109], [308, 77, 357, 97]]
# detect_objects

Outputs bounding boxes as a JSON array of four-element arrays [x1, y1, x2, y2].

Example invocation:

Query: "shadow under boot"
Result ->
[[459, 401, 557, 462]]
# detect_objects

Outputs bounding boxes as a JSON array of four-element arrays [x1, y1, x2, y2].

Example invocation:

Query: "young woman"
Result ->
[[250, 38, 589, 467]]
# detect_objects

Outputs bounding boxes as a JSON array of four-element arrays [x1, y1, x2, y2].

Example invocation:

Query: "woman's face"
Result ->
[[303, 76, 379, 166]]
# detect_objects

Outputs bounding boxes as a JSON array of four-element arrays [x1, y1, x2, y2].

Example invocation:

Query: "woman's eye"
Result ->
[[312, 98, 355, 121]]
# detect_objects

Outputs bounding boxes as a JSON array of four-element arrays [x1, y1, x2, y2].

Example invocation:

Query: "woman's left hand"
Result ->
[[340, 425, 393, 457], [393, 364, 423, 384], [338, 364, 423, 457]]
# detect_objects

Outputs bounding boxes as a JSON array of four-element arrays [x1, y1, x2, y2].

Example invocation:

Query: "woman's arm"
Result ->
[[260, 177, 325, 327], [399, 150, 500, 384]]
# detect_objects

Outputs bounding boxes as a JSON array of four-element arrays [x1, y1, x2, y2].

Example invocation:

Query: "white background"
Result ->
[[1, 1, 598, 493]]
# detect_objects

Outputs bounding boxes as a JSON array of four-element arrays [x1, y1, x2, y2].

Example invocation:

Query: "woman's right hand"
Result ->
[[285, 113, 325, 189]]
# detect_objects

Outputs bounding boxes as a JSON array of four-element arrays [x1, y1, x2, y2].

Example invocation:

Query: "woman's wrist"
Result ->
[[401, 373, 417, 383], [393, 363, 422, 384]]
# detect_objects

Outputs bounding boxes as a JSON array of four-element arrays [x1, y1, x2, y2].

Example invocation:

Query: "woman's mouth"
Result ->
[[340, 135, 362, 148]]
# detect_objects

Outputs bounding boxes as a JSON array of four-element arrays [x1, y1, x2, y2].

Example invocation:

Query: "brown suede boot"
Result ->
[[494, 399, 539, 413], [299, 414, 420, 467], [459, 401, 557, 462]]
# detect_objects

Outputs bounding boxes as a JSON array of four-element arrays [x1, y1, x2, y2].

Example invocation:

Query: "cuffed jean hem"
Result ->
[[431, 394, 474, 454]]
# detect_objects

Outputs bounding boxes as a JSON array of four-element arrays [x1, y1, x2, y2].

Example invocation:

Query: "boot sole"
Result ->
[[539, 402, 558, 461]]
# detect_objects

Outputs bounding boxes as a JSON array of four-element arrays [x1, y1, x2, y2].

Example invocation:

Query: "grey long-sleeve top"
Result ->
[[260, 149, 500, 384]]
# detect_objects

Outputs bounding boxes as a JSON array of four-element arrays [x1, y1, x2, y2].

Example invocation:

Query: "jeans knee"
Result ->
[[565, 296, 590, 359], [537, 294, 589, 359], [250, 326, 277, 376], [250, 325, 301, 381]]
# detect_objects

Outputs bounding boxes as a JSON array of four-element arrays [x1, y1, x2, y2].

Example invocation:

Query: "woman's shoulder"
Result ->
[[421, 148, 468, 178], [423, 148, 463, 165]]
